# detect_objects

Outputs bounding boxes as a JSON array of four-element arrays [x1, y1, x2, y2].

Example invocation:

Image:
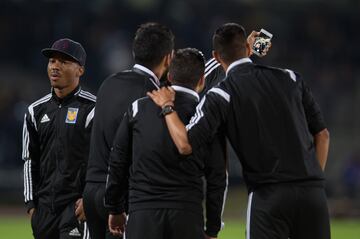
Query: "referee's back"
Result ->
[[231, 62, 324, 186], [86, 70, 158, 183], [188, 59, 326, 190]]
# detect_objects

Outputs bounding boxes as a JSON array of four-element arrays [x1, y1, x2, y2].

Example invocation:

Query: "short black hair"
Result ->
[[212, 23, 247, 64], [169, 48, 205, 89], [133, 22, 174, 69]]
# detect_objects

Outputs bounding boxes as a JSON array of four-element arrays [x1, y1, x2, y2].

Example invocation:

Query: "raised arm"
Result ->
[[148, 86, 231, 155], [147, 87, 192, 155]]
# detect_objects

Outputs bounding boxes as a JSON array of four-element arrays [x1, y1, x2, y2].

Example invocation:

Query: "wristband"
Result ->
[[160, 105, 175, 116]]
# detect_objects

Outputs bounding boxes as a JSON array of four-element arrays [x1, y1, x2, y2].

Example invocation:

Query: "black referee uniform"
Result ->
[[105, 85, 227, 239], [83, 64, 160, 239], [201, 57, 224, 97], [22, 86, 95, 239], [186, 58, 330, 239]]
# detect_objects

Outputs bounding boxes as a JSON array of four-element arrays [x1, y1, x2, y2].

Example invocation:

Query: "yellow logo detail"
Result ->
[[65, 108, 79, 124]]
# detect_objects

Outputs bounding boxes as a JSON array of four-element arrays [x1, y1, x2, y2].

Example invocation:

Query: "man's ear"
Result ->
[[199, 75, 205, 88], [167, 71, 173, 83], [195, 75, 205, 93], [165, 52, 173, 68], [77, 66, 85, 77], [246, 42, 252, 57], [212, 50, 228, 71], [212, 50, 220, 62]]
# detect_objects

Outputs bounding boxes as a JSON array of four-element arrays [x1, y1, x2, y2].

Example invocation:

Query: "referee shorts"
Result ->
[[126, 209, 204, 239], [246, 184, 330, 239]]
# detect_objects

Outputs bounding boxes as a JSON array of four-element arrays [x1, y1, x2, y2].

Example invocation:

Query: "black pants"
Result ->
[[31, 202, 87, 239], [83, 182, 119, 239], [246, 184, 330, 239], [126, 209, 204, 239]]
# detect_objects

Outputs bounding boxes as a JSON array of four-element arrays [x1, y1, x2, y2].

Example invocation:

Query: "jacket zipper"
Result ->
[[51, 103, 62, 212]]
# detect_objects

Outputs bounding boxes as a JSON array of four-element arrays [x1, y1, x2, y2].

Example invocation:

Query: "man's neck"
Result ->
[[54, 84, 78, 99], [151, 65, 164, 80]]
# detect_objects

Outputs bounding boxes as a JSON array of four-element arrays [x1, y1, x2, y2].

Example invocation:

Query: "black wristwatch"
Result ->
[[161, 105, 175, 116]]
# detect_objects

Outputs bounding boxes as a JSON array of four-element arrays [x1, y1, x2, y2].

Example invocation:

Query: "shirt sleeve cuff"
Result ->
[[105, 203, 125, 215]]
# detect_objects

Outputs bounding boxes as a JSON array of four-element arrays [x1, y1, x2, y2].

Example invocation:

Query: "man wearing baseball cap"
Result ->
[[22, 38, 95, 239]]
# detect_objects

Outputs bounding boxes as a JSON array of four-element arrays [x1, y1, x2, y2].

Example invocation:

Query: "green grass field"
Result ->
[[2, 188, 359, 238], [0, 217, 359, 238], [218, 219, 360, 239]]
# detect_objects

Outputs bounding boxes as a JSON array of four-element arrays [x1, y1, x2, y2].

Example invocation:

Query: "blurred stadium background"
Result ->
[[0, 0, 359, 238]]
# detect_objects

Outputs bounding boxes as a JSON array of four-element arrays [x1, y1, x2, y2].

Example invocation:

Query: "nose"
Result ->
[[49, 59, 60, 70]]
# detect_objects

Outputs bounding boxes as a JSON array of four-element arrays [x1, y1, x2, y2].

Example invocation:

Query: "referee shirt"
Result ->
[[86, 64, 160, 183], [200, 57, 224, 97], [187, 58, 326, 191], [105, 85, 227, 237]]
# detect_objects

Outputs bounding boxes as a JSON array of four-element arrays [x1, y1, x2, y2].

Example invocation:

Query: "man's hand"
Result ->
[[147, 86, 175, 108], [75, 198, 86, 221], [247, 30, 260, 49], [28, 208, 35, 219], [108, 213, 127, 237], [247, 30, 272, 57]]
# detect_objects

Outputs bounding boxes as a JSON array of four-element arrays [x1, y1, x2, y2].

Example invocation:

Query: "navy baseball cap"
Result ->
[[42, 38, 86, 66]]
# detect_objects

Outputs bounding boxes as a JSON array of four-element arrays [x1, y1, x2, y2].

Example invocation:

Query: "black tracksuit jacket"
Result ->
[[187, 58, 326, 192], [22, 86, 96, 212], [105, 86, 227, 237], [85, 65, 160, 184]]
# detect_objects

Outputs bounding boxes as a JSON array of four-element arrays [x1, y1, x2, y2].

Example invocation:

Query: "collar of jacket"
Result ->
[[132, 64, 160, 88], [51, 85, 81, 105], [226, 57, 252, 76], [172, 85, 200, 102]]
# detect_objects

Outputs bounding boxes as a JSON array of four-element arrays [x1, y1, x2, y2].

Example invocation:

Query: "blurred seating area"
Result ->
[[0, 0, 359, 216]]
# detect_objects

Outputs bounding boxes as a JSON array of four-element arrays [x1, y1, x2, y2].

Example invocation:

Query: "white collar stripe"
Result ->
[[79, 93, 96, 102], [226, 58, 252, 76], [171, 85, 199, 101], [80, 90, 96, 99], [134, 64, 160, 86]]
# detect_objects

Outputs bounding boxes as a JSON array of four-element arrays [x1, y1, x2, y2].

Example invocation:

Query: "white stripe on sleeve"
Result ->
[[285, 69, 297, 82], [23, 160, 33, 202], [85, 107, 95, 128], [246, 192, 254, 239], [132, 100, 139, 117], [208, 88, 230, 102], [220, 171, 229, 230], [186, 96, 207, 131], [22, 114, 28, 159]]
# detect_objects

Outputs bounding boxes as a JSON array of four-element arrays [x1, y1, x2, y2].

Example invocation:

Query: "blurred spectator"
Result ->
[[343, 151, 360, 199]]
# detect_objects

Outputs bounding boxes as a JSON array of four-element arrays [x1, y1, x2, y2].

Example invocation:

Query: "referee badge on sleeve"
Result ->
[[65, 108, 79, 124]]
